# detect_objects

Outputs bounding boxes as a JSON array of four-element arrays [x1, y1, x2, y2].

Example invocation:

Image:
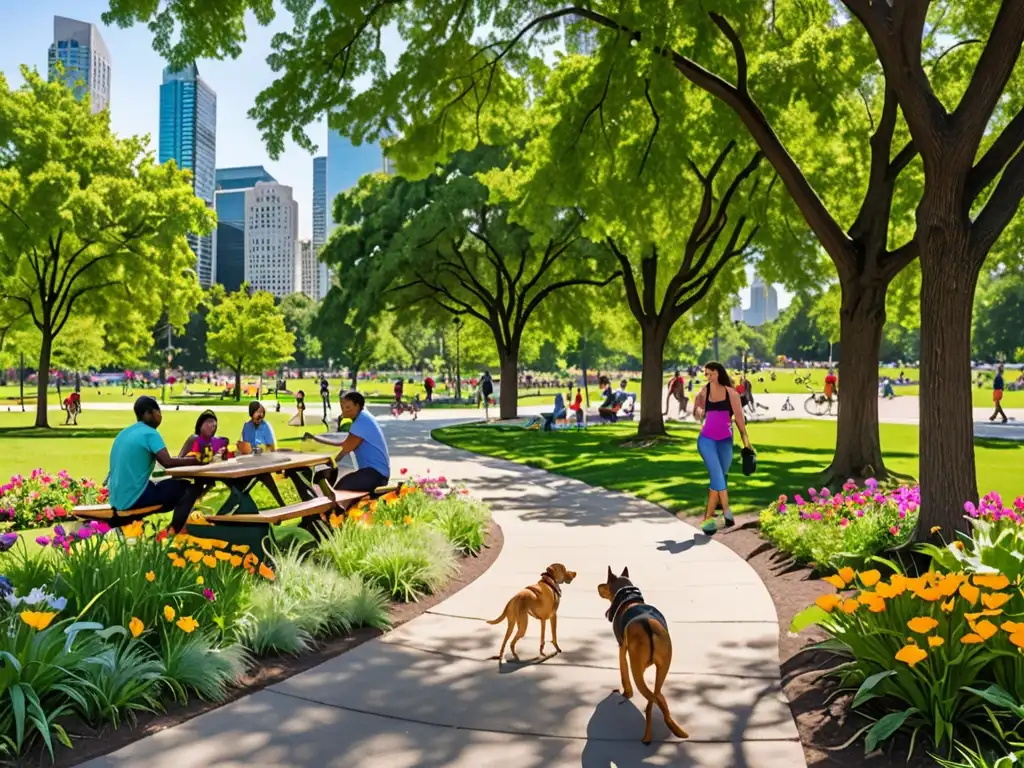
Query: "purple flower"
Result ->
[[203, 588, 216, 602], [808, 488, 817, 498], [794, 494, 805, 506], [35, 536, 50, 547], [0, 532, 17, 552], [77, 527, 93, 540], [54, 524, 66, 538], [821, 488, 832, 499], [865, 477, 878, 489], [856, 509, 865, 517], [964, 501, 978, 517]]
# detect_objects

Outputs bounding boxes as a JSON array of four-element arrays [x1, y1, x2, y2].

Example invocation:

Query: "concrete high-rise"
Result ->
[[244, 182, 299, 297], [741, 275, 780, 327], [298, 239, 322, 300], [326, 129, 384, 232], [214, 166, 276, 292], [159, 64, 217, 286], [312, 156, 330, 299], [48, 16, 111, 113]]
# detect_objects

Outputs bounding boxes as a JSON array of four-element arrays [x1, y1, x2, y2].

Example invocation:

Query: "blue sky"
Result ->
[[0, 3, 790, 309]]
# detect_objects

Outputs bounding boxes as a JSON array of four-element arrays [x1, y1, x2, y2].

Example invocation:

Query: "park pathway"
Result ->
[[85, 418, 804, 768]]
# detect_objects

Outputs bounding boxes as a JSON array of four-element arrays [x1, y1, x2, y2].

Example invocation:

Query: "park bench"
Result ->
[[71, 503, 163, 522]]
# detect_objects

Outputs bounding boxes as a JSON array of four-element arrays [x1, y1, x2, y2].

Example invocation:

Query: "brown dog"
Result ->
[[599, 566, 689, 744], [487, 563, 576, 663]]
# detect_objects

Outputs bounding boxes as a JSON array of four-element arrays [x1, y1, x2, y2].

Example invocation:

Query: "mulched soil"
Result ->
[[35, 523, 504, 768], [714, 514, 934, 768]]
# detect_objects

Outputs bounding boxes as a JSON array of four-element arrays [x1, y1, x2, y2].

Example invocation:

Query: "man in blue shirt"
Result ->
[[306, 391, 391, 491], [108, 397, 202, 532]]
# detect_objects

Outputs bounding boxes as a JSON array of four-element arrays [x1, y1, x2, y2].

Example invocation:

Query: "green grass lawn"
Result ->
[[433, 420, 1024, 516]]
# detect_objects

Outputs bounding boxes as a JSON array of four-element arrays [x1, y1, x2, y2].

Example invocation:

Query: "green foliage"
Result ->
[[278, 292, 323, 371], [81, 639, 166, 729], [0, 67, 209, 425], [205, 284, 296, 396], [158, 632, 250, 704], [973, 271, 1024, 363]]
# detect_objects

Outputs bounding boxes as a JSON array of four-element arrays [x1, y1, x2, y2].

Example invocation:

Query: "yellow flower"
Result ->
[[196, 576, 204, 585], [936, 575, 963, 597], [1009, 633, 1024, 649], [368, 501, 378, 512], [981, 592, 1012, 610], [19, 611, 57, 631], [121, 520, 144, 539], [384, 520, 393, 528], [229, 555, 243, 568], [1001, 621, 1024, 634], [258, 562, 276, 581], [823, 574, 847, 590], [941, 598, 955, 613], [176, 616, 199, 633], [857, 570, 881, 587], [974, 574, 1010, 590], [184, 549, 204, 563], [858, 592, 887, 613], [914, 586, 943, 602], [959, 583, 980, 606], [171, 556, 186, 568], [145, 571, 156, 582], [404, 516, 414, 525], [838, 598, 859, 614], [815, 594, 841, 613], [927, 635, 944, 648], [907, 617, 939, 634], [215, 550, 232, 561], [961, 633, 984, 644], [349, 508, 364, 521], [895, 644, 927, 667], [202, 555, 217, 568], [973, 620, 998, 640], [230, 544, 250, 554], [954, 541, 965, 550], [163, 605, 176, 622], [966, 609, 1004, 621], [329, 513, 344, 529], [129, 617, 144, 638], [930, 526, 942, 534]]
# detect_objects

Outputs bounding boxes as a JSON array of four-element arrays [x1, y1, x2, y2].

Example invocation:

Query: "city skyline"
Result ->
[[48, 15, 110, 113], [214, 166, 277, 293]]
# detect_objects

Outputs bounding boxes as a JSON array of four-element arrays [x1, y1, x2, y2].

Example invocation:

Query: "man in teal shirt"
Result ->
[[108, 397, 201, 531]]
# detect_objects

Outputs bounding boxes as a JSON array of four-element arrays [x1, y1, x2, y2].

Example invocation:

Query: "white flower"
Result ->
[[21, 587, 49, 605]]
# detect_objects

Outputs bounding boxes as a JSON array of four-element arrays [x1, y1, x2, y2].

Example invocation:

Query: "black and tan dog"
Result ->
[[487, 563, 576, 663], [599, 566, 689, 744]]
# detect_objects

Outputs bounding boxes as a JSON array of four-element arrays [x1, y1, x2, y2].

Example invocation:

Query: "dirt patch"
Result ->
[[41, 523, 503, 768], [714, 515, 933, 768]]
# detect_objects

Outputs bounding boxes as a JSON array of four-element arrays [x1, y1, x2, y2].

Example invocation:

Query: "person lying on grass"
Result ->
[[304, 391, 392, 492], [108, 396, 205, 533]]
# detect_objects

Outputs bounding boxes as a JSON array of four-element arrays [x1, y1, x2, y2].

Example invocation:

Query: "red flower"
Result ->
[[55, 507, 67, 518], [155, 529, 169, 543], [400, 468, 408, 475]]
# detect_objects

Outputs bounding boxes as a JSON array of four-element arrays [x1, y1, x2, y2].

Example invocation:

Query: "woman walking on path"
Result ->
[[692, 361, 753, 531]]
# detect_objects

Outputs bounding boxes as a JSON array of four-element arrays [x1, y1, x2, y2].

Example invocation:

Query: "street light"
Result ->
[[453, 317, 463, 401]]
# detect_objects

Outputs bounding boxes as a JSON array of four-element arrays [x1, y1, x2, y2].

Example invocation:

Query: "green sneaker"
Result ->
[[701, 519, 718, 535]]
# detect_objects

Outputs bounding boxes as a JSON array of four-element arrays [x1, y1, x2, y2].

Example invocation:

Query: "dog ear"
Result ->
[[620, 566, 630, 578], [606, 566, 614, 583]]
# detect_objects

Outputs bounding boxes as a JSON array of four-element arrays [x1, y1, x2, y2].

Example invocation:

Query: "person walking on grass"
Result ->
[[991, 364, 1008, 424], [692, 361, 753, 533], [664, 369, 687, 419], [480, 371, 494, 420]]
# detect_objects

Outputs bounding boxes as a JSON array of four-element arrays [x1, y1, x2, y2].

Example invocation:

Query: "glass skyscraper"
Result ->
[[48, 16, 111, 113], [326, 129, 384, 233], [214, 166, 277, 292], [159, 64, 217, 287], [312, 156, 329, 300]]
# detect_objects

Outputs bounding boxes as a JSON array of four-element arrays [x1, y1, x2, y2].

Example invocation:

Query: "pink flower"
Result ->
[[778, 503, 787, 514], [808, 488, 817, 497], [778, 494, 788, 504], [203, 588, 216, 602], [36, 536, 50, 546], [55, 507, 67, 518], [889, 525, 900, 536], [839, 518, 849, 528]]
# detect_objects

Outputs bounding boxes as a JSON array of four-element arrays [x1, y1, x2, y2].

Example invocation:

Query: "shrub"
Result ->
[[759, 478, 918, 569], [792, 567, 1024, 756], [81, 637, 166, 729], [922, 493, 1024, 582], [158, 632, 250, 703], [0, 469, 106, 531]]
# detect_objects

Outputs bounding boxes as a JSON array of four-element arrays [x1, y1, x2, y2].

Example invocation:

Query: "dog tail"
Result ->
[[486, 597, 514, 625]]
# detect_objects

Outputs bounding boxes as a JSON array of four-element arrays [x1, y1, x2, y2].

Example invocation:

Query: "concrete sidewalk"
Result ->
[[86, 421, 803, 768]]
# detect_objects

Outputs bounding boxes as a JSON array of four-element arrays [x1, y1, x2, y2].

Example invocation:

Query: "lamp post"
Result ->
[[453, 317, 463, 401]]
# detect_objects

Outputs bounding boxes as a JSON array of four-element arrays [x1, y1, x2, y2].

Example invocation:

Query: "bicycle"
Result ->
[[804, 385, 837, 417]]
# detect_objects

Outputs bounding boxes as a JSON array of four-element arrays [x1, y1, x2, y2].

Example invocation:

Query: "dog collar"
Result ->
[[541, 570, 561, 598], [606, 585, 644, 622]]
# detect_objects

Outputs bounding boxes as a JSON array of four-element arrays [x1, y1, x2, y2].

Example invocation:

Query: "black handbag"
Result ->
[[741, 446, 757, 475]]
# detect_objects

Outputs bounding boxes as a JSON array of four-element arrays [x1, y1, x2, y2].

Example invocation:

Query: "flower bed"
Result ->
[[0, 471, 491, 760], [0, 469, 107, 530], [791, 492, 1024, 763], [758, 478, 920, 570]]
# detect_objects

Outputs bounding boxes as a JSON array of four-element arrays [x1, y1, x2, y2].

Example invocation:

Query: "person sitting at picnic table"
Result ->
[[177, 410, 228, 460], [305, 391, 391, 492], [108, 396, 204, 533], [240, 401, 276, 452], [542, 392, 567, 432]]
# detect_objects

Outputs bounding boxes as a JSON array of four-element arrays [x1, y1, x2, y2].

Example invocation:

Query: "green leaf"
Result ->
[[789, 605, 829, 634], [852, 670, 896, 709], [9, 684, 25, 749], [865, 708, 918, 753], [963, 685, 1024, 716]]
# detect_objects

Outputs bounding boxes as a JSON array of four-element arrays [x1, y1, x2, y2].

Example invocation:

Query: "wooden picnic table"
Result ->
[[163, 451, 335, 517]]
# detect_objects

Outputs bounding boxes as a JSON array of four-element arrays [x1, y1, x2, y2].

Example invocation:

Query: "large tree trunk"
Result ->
[[638, 324, 668, 437], [917, 236, 983, 537], [350, 365, 359, 392], [35, 331, 52, 428], [498, 346, 519, 420], [823, 279, 888, 484]]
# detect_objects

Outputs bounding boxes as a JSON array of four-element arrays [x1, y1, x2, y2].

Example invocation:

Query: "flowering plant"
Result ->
[[920, 492, 1024, 583], [759, 478, 919, 569], [0, 469, 106, 531], [792, 566, 1024, 754]]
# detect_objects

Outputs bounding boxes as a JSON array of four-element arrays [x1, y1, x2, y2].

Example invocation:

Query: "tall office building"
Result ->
[[214, 166, 276, 291], [48, 16, 111, 113], [740, 275, 780, 327], [297, 239, 321, 300], [326, 129, 384, 232], [159, 64, 217, 286], [244, 182, 299, 298], [311, 156, 330, 299]]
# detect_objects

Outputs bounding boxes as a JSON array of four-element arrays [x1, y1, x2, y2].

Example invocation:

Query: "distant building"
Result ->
[[737, 275, 780, 327], [159, 64, 217, 286], [563, 15, 600, 55], [244, 181, 298, 298], [297, 239, 321, 300], [326, 129, 384, 233], [312, 156, 327, 251], [214, 166, 276, 292], [48, 16, 111, 113]]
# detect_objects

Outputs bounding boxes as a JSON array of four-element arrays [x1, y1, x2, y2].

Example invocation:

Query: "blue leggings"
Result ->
[[697, 435, 734, 492]]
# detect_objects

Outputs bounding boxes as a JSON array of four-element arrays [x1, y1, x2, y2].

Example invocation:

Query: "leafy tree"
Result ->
[[973, 270, 1024, 363], [279, 293, 323, 376], [314, 297, 408, 391], [205, 285, 295, 400], [323, 148, 619, 418], [0, 67, 210, 426]]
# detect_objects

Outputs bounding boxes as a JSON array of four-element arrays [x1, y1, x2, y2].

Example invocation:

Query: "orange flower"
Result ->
[[229, 555, 243, 568], [176, 616, 199, 633], [171, 556, 186, 568], [895, 644, 927, 667], [215, 550, 232, 562], [129, 617, 144, 638], [202, 555, 217, 568], [876, 579, 907, 599], [905, 576, 927, 593], [184, 549, 204, 563], [914, 586, 943, 602], [384, 520, 393, 528], [403, 515, 414, 525], [1001, 621, 1024, 633], [121, 520, 145, 539], [959, 583, 980, 606], [981, 593, 1012, 610], [815, 594, 841, 613], [858, 592, 886, 613], [163, 605, 176, 622], [973, 574, 1010, 590], [936, 575, 963, 597], [907, 617, 939, 634], [20, 611, 57, 631], [837, 566, 855, 585], [823, 575, 847, 590], [838, 598, 859, 614], [349, 508, 364, 521], [965, 609, 1004, 621], [258, 562, 275, 581], [972, 620, 998, 641], [941, 598, 955, 613], [857, 570, 881, 587], [208, 539, 229, 549], [1009, 633, 1024, 649], [927, 636, 944, 648], [960, 633, 984, 644], [382, 492, 399, 503], [329, 513, 344, 528], [230, 544, 250, 554], [145, 571, 156, 582]]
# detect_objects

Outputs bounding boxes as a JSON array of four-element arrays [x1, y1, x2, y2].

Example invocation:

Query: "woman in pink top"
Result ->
[[692, 361, 753, 530]]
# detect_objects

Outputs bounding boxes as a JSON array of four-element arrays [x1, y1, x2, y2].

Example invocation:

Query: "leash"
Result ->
[[606, 584, 644, 622]]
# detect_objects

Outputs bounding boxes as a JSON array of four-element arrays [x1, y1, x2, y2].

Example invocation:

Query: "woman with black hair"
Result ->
[[177, 410, 228, 459], [692, 361, 753, 532]]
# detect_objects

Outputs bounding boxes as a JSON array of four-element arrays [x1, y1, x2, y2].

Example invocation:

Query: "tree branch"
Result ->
[[520, 270, 622, 327], [638, 78, 661, 178], [640, 248, 658, 317], [970, 145, 1024, 257], [968, 106, 1024, 203], [605, 236, 645, 321]]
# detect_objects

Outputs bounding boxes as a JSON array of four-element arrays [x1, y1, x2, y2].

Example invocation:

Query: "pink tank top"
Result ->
[[700, 387, 734, 441]]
